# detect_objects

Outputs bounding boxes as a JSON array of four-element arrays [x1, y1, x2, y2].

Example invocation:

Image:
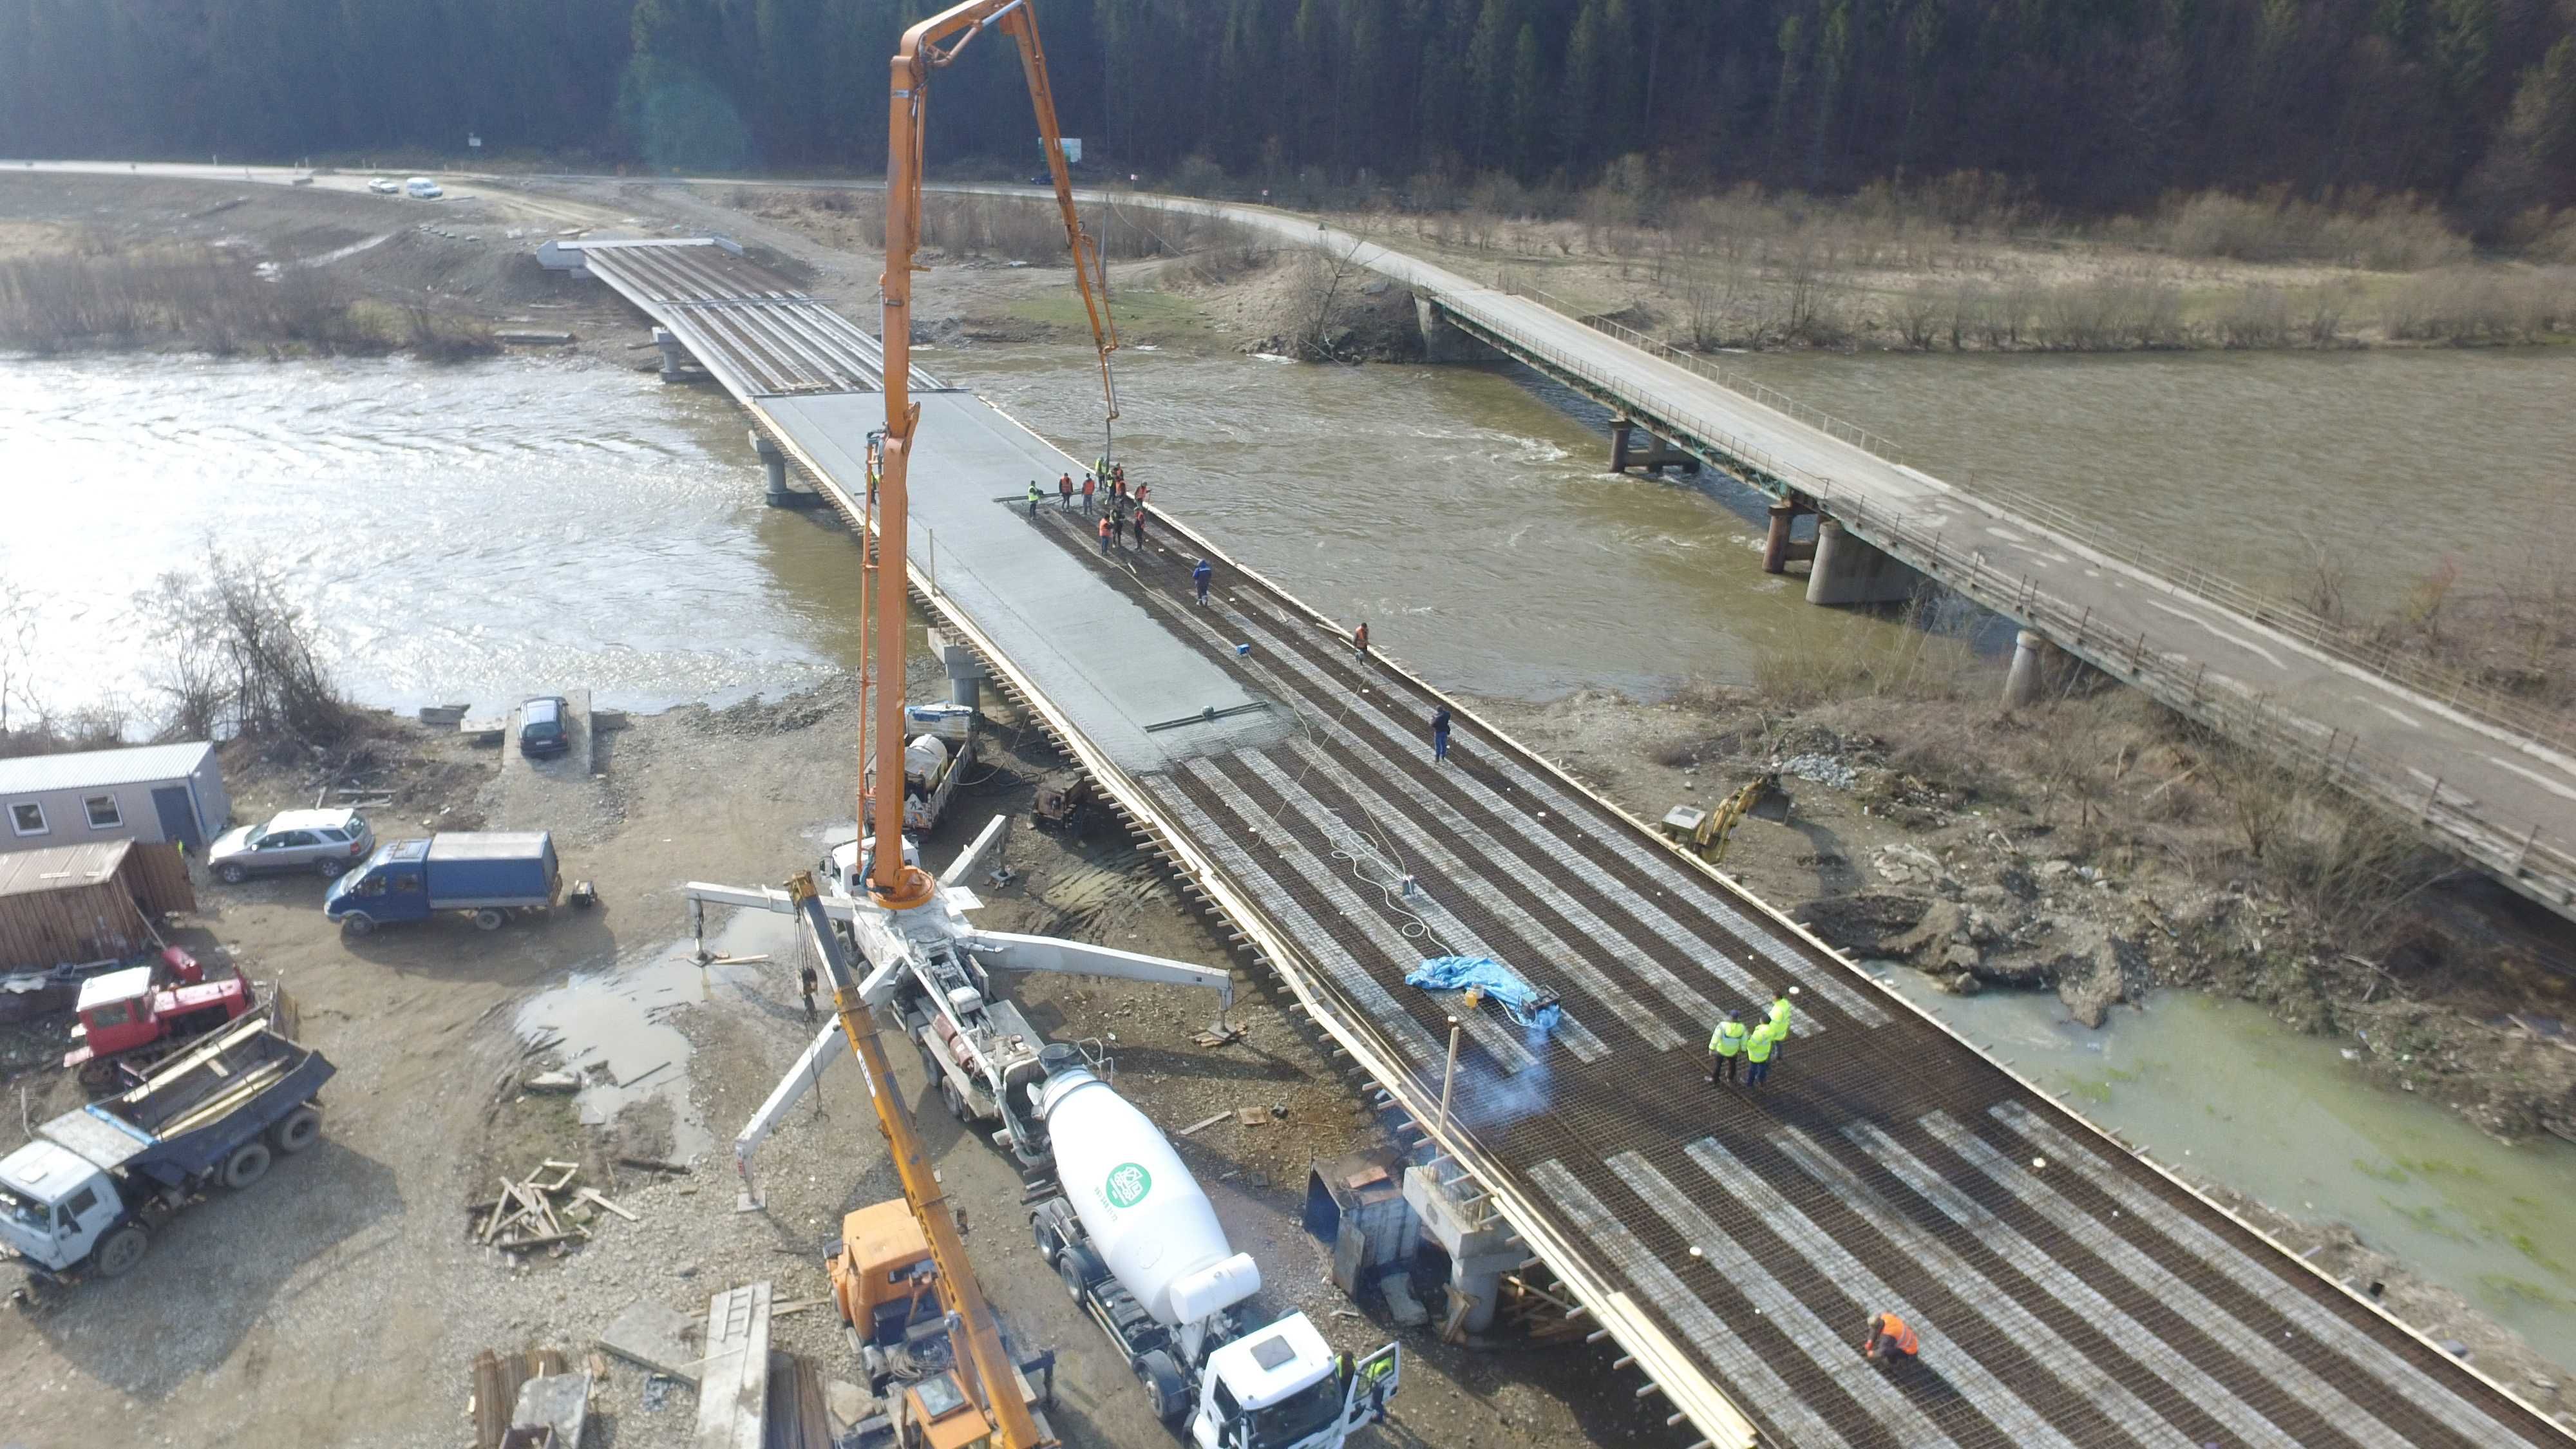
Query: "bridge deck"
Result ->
[[574, 242, 2564, 1449]]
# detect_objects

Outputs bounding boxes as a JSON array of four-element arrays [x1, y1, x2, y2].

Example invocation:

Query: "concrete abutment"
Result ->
[[1414, 298, 1508, 364]]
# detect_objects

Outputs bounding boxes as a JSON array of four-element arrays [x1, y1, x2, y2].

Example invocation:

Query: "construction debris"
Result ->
[[509, 1372, 591, 1449], [1176, 1111, 1230, 1138], [472, 1160, 617, 1252], [471, 1349, 567, 1449], [598, 1298, 702, 1385]]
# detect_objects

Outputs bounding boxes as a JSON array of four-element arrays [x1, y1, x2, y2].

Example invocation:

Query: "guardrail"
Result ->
[[1482, 276, 2576, 760], [1815, 485, 2576, 914], [1430, 298, 2575, 913]]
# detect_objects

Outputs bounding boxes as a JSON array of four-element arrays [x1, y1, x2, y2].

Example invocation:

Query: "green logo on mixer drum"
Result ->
[[1104, 1162, 1152, 1209]]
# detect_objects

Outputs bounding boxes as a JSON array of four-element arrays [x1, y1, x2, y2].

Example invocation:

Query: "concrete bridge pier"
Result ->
[[654, 327, 707, 384], [925, 627, 989, 711], [1804, 519, 1920, 606], [1609, 419, 1701, 476], [752, 431, 797, 507], [1414, 298, 1507, 363], [1405, 1166, 1520, 1337], [1763, 501, 1816, 574], [2003, 629, 2063, 707]]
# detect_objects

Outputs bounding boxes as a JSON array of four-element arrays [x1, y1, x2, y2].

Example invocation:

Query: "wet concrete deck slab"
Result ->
[[762, 391, 1286, 772]]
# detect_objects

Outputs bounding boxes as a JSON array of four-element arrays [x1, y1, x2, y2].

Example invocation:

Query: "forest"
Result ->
[[1, 0, 2571, 229]]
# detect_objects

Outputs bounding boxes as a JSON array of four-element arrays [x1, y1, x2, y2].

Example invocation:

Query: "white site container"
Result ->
[[903, 703, 975, 743], [1039, 1065, 1260, 1325]]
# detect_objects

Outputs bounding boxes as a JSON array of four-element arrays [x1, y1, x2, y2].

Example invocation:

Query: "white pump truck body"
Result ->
[[1030, 1056, 1400, 1448]]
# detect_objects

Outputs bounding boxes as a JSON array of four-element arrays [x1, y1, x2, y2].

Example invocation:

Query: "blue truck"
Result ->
[[0, 1015, 334, 1285], [323, 831, 562, 936]]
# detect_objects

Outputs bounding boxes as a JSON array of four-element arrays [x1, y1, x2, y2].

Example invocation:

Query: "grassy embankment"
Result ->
[[0, 225, 494, 359]]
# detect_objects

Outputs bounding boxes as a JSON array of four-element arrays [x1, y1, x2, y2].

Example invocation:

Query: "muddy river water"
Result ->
[[6, 337, 2575, 1367]]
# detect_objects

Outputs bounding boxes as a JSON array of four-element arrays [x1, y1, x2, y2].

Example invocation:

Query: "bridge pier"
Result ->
[[1762, 501, 1815, 574], [1414, 298, 1507, 364], [926, 627, 989, 711], [2003, 629, 2063, 708], [1609, 420, 1701, 476], [654, 327, 706, 384], [1804, 519, 1919, 606], [752, 431, 799, 507]]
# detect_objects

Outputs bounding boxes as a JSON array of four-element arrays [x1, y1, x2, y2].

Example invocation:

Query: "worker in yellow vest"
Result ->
[[1766, 987, 1796, 1061], [1707, 1011, 1749, 1086], [1743, 1017, 1780, 1088]]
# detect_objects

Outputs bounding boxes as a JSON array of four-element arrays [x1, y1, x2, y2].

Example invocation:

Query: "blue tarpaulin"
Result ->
[[1406, 956, 1563, 1036]]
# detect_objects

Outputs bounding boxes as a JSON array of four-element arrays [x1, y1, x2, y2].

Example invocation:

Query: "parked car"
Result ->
[[206, 808, 375, 884], [403, 177, 442, 199], [368, 177, 399, 194], [520, 696, 571, 759]]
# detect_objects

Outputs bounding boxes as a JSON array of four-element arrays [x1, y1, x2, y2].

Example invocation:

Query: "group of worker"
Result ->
[[1706, 987, 1796, 1087]]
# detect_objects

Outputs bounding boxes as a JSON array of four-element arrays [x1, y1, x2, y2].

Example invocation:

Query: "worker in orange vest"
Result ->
[[1096, 513, 1115, 556], [1081, 473, 1096, 513], [1862, 1312, 1918, 1363], [1058, 472, 1074, 509]]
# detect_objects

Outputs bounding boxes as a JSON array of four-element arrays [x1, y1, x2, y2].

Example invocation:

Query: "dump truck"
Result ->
[[1028, 1050, 1399, 1446], [0, 1014, 333, 1286], [62, 947, 257, 1094], [323, 831, 562, 936]]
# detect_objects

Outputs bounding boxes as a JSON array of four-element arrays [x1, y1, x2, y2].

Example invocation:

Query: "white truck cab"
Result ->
[[1194, 1318, 1400, 1449], [819, 836, 920, 900], [0, 1141, 129, 1273]]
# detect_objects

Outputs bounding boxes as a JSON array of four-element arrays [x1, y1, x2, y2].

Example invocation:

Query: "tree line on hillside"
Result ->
[[2, 0, 2571, 229]]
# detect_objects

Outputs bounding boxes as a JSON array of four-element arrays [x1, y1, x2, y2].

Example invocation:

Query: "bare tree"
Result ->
[[1285, 234, 1375, 361], [146, 548, 351, 746], [0, 578, 37, 741]]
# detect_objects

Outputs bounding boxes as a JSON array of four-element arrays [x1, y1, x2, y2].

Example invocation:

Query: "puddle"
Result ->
[[1870, 965, 2576, 1362], [513, 910, 796, 1166]]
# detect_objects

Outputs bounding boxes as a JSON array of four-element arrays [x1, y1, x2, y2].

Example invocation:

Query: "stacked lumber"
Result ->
[[471, 1161, 634, 1253]]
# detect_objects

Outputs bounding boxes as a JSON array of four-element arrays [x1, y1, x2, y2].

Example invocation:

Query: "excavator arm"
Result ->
[[870, 0, 1116, 907]]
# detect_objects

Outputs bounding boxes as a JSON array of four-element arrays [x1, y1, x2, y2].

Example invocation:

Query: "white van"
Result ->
[[402, 177, 443, 200]]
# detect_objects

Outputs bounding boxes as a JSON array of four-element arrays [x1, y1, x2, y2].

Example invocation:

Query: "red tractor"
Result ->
[[63, 948, 257, 1094]]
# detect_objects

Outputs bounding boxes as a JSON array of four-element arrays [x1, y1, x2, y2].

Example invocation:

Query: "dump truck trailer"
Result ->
[[0, 1014, 333, 1285]]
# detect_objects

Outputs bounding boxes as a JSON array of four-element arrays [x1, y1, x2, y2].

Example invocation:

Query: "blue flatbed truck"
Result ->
[[323, 830, 562, 936], [0, 1014, 334, 1286]]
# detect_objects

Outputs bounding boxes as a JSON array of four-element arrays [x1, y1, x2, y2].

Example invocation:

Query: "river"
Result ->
[[5, 336, 2573, 1368], [0, 352, 866, 719], [1717, 347, 2576, 615]]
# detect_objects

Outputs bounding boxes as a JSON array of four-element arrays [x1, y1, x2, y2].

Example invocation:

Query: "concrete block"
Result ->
[[512, 1372, 591, 1448], [1805, 520, 1919, 606], [598, 1298, 701, 1385]]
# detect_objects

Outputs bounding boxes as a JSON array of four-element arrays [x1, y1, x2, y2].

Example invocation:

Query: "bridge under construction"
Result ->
[[542, 232, 2566, 1449]]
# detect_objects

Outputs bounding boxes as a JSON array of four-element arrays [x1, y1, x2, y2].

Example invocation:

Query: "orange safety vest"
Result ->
[[1874, 1314, 1918, 1356]]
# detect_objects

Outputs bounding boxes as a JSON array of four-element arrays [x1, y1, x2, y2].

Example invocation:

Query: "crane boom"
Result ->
[[873, 0, 1116, 909], [788, 871, 1052, 1449]]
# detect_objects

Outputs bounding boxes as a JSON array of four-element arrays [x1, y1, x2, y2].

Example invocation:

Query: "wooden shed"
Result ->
[[0, 840, 196, 975]]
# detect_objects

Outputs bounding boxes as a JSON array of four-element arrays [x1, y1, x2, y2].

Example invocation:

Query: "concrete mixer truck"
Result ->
[[1028, 1049, 1400, 1448]]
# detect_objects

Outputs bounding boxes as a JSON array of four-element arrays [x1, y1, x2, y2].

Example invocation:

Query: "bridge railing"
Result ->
[[1821, 490, 2576, 912], [1482, 276, 2576, 760], [1494, 271, 1915, 466], [1430, 298, 2574, 905]]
